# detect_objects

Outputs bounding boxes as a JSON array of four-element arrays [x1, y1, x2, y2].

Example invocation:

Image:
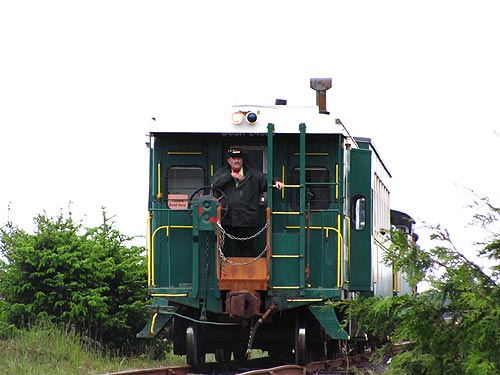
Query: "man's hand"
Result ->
[[231, 171, 244, 181], [275, 181, 284, 190]]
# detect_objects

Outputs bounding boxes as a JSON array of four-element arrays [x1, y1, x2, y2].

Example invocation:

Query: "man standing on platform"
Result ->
[[211, 148, 284, 256]]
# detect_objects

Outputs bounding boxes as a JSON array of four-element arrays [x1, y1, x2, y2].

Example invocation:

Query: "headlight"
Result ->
[[245, 112, 258, 124], [231, 111, 244, 125]]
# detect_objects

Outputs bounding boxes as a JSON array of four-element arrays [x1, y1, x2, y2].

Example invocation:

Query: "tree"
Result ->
[[338, 194, 500, 375], [0, 209, 148, 352]]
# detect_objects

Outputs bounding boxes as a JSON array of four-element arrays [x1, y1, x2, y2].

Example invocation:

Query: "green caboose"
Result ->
[[138, 79, 414, 366]]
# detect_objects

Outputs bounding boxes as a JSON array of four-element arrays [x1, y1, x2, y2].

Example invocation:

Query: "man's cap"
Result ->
[[227, 148, 243, 158]]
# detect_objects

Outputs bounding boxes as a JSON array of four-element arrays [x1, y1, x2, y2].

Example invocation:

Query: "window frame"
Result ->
[[351, 194, 367, 231], [289, 166, 331, 211]]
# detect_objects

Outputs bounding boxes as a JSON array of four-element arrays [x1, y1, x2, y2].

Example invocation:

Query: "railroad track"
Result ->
[[102, 365, 191, 375], [102, 353, 378, 375]]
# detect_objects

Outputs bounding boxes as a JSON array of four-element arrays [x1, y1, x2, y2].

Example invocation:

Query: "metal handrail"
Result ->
[[283, 213, 345, 288], [149, 224, 193, 287]]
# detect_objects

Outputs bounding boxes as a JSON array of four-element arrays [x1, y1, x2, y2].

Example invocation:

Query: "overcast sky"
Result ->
[[1, 1, 499, 255]]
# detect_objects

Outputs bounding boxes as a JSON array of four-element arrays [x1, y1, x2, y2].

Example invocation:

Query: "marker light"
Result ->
[[246, 111, 258, 124], [231, 111, 244, 125]]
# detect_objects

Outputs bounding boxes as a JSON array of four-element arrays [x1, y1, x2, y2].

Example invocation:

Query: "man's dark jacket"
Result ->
[[211, 166, 266, 227]]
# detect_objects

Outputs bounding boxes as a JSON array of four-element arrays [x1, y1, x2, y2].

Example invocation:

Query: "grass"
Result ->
[[0, 323, 183, 375], [1, 323, 387, 374]]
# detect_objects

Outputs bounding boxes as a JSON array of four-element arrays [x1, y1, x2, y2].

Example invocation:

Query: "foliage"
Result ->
[[0, 208, 148, 352], [337, 194, 500, 375]]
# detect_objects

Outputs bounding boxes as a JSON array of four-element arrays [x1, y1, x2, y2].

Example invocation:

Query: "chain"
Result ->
[[217, 220, 270, 270], [200, 233, 211, 321], [219, 220, 269, 241]]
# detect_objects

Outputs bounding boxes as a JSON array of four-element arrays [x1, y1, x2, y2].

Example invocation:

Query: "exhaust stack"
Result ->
[[310, 78, 332, 114]]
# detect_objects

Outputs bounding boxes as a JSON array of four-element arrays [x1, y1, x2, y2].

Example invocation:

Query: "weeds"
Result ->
[[0, 322, 178, 375]]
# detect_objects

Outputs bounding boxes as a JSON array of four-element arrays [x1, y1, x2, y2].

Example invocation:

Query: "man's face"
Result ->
[[227, 156, 243, 171]]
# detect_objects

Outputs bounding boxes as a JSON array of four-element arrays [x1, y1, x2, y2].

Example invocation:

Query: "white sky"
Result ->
[[1, 1, 499, 254]]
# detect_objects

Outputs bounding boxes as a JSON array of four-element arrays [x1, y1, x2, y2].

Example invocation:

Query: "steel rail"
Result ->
[[102, 352, 376, 375], [102, 365, 191, 375]]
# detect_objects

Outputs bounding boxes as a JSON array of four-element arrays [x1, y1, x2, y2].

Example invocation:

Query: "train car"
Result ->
[[137, 78, 415, 366]]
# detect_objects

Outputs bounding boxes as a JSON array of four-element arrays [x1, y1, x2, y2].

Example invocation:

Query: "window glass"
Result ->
[[290, 167, 330, 210], [167, 166, 204, 197], [352, 195, 366, 230]]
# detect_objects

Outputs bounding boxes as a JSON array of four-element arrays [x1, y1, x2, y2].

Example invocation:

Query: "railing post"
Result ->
[[216, 205, 222, 280], [266, 207, 271, 276], [267, 123, 274, 291], [267, 123, 274, 210], [299, 123, 306, 294]]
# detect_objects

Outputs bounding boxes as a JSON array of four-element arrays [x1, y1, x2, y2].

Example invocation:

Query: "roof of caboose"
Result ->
[[149, 104, 350, 136], [354, 136, 392, 178]]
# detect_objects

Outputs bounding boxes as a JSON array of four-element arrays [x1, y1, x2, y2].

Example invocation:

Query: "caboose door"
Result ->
[[216, 143, 271, 294], [348, 147, 372, 291]]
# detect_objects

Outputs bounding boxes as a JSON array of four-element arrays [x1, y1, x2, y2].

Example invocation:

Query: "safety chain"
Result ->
[[200, 233, 211, 321], [217, 220, 269, 271]]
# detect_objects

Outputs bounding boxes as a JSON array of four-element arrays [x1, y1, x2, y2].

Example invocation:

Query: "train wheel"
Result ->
[[186, 324, 205, 367], [215, 348, 231, 363], [295, 326, 307, 365], [269, 346, 294, 363], [232, 345, 247, 362]]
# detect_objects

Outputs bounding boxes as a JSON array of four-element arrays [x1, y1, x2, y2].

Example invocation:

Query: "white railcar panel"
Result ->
[[149, 105, 349, 135]]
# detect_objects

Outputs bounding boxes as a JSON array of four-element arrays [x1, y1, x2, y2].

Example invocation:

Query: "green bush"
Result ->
[[0, 209, 148, 352], [337, 194, 500, 374]]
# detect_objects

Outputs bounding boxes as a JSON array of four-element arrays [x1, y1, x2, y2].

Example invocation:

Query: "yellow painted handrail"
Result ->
[[165, 225, 192, 237], [393, 270, 401, 293], [335, 163, 339, 199], [156, 163, 163, 199], [150, 225, 193, 286], [337, 214, 343, 288], [285, 225, 340, 240], [147, 214, 152, 286], [151, 293, 188, 297], [150, 312, 158, 335], [285, 221, 344, 287], [167, 151, 203, 155], [150, 225, 169, 287], [292, 152, 329, 156], [281, 165, 285, 200]]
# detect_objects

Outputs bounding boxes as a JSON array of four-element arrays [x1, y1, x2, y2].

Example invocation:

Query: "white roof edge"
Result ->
[[149, 105, 350, 135]]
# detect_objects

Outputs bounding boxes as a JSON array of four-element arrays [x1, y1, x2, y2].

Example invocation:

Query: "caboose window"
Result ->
[[290, 167, 330, 210], [167, 166, 204, 197], [352, 195, 366, 230]]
